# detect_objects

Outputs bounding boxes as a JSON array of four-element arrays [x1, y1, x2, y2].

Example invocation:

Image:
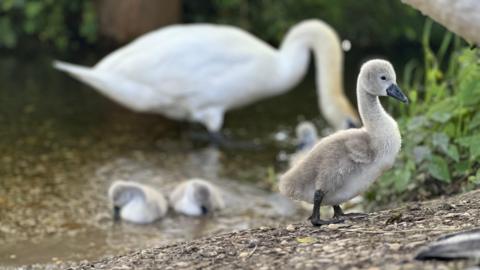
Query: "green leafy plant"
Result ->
[[0, 0, 97, 50], [183, 0, 425, 46], [368, 20, 480, 205]]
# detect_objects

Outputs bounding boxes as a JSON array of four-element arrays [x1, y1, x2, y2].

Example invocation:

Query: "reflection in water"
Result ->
[[185, 146, 221, 180]]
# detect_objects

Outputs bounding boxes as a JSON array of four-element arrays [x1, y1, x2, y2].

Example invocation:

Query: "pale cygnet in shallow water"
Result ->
[[295, 121, 318, 151], [415, 228, 480, 260], [279, 59, 408, 226], [108, 180, 168, 224], [289, 121, 319, 167], [169, 178, 225, 216]]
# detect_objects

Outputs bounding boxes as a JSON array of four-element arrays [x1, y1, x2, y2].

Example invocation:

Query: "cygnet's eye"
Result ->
[[380, 76, 387, 81]]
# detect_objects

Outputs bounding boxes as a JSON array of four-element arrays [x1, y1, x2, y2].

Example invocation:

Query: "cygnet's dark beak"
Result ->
[[386, 84, 409, 104], [346, 118, 359, 129], [200, 205, 209, 215], [113, 206, 121, 221], [296, 141, 307, 151]]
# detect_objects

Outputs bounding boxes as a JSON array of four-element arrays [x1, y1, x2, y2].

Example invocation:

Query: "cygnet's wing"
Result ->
[[415, 228, 480, 260], [345, 134, 374, 164]]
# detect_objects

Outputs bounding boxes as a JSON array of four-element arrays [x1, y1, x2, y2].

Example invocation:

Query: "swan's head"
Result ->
[[295, 121, 318, 150], [359, 59, 408, 103]]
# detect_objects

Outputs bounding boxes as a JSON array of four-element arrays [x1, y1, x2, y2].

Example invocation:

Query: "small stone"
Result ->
[[238, 252, 249, 258], [176, 262, 189, 267], [247, 239, 258, 248], [9, 254, 16, 259], [280, 240, 289, 245], [388, 243, 401, 251], [286, 224, 296, 231], [327, 223, 341, 230]]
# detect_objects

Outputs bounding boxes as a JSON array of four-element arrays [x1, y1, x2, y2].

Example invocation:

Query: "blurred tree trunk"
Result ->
[[96, 0, 181, 44], [402, 0, 480, 46]]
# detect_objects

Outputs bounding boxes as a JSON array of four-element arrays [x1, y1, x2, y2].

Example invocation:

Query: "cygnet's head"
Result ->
[[108, 180, 168, 223], [170, 178, 225, 217], [358, 59, 408, 103], [295, 121, 318, 150], [108, 180, 138, 220]]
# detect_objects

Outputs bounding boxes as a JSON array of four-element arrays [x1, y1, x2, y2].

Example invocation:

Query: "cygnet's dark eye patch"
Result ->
[[380, 76, 387, 80]]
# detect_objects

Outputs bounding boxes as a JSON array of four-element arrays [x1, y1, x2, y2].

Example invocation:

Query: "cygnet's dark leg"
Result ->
[[113, 206, 121, 222], [309, 190, 343, 226], [200, 205, 209, 215], [208, 131, 260, 150], [332, 205, 367, 219]]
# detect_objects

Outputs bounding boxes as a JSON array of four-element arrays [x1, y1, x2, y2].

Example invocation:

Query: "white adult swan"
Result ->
[[54, 19, 359, 135]]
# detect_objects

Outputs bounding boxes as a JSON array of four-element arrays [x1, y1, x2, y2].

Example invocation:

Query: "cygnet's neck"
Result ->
[[357, 85, 400, 153]]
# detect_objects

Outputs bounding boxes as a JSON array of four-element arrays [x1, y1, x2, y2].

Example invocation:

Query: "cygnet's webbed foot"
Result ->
[[309, 216, 344, 226], [308, 189, 344, 226], [332, 205, 368, 220]]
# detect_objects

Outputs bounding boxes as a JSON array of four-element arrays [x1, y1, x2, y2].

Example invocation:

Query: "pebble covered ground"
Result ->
[[49, 189, 480, 270]]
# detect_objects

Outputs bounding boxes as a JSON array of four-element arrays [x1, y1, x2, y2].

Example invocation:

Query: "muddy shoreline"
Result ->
[[43, 189, 480, 270]]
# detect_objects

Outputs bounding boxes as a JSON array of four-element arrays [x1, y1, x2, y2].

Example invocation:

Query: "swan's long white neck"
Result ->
[[278, 20, 353, 129]]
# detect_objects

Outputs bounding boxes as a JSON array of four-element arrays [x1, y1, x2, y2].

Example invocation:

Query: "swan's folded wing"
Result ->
[[345, 134, 374, 164], [415, 229, 480, 260]]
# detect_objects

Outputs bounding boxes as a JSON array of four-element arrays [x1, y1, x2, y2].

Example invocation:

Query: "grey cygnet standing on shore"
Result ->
[[279, 59, 408, 226]]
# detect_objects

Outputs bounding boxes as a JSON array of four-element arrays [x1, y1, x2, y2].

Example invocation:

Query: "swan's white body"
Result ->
[[54, 19, 358, 132], [108, 180, 168, 224], [402, 0, 480, 46], [169, 178, 224, 216]]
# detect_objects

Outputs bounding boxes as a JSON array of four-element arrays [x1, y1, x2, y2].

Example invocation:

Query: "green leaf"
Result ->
[[468, 112, 480, 130], [432, 132, 449, 153], [296, 237, 316, 244], [25, 2, 43, 18], [428, 155, 451, 182], [446, 144, 459, 162], [393, 169, 412, 192], [454, 161, 470, 175], [430, 111, 452, 123], [457, 135, 480, 159]]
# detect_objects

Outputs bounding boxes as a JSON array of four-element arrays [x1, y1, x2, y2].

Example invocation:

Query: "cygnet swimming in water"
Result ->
[[289, 121, 319, 166], [108, 180, 168, 224], [279, 59, 408, 226], [415, 228, 480, 261], [169, 178, 225, 216]]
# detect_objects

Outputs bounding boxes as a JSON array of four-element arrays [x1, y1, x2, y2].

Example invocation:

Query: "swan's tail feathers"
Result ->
[[53, 60, 169, 112], [53, 60, 115, 93], [53, 60, 98, 84]]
